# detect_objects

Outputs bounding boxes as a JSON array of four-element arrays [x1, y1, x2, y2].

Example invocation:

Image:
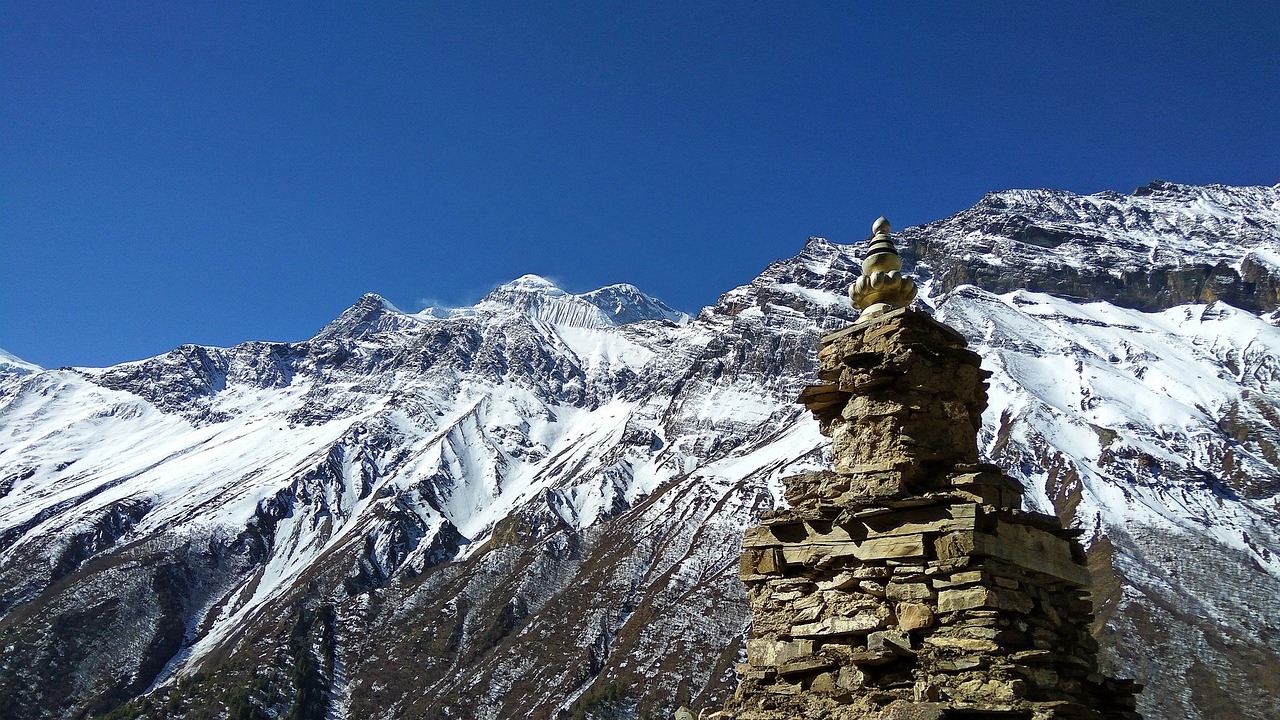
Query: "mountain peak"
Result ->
[[313, 293, 416, 341], [0, 347, 41, 375], [495, 274, 565, 294], [479, 275, 686, 328], [579, 284, 689, 325]]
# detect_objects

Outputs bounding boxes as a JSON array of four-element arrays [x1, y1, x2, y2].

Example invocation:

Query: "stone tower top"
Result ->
[[849, 216, 918, 318]]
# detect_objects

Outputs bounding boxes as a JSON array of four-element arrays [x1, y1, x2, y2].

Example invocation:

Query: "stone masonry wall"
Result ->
[[710, 308, 1140, 720]]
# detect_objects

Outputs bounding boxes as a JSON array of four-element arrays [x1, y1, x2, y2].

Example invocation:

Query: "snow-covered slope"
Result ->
[[1, 182, 1278, 720], [900, 180, 1280, 313], [467, 274, 689, 329], [0, 348, 40, 377]]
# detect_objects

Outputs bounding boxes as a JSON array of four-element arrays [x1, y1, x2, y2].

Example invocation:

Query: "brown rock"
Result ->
[[937, 586, 1034, 614], [777, 655, 837, 677], [923, 636, 999, 653], [746, 638, 813, 666], [883, 701, 946, 720], [792, 613, 884, 637], [896, 602, 935, 631], [867, 629, 913, 655], [886, 582, 934, 601]]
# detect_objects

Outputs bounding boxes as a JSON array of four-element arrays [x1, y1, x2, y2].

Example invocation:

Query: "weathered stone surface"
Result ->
[[886, 582, 934, 601], [922, 635, 999, 653], [883, 702, 946, 720], [792, 613, 884, 637], [867, 629, 913, 655], [895, 602, 935, 631], [777, 655, 837, 677], [746, 638, 813, 666], [937, 586, 1034, 614]]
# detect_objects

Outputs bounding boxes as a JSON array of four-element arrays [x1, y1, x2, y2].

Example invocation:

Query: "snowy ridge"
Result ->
[[901, 180, 1280, 315], [1, 183, 1278, 720], [0, 347, 41, 376], [474, 274, 688, 329]]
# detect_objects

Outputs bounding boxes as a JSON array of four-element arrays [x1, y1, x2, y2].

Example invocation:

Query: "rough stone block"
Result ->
[[932, 569, 986, 588], [886, 582, 935, 601], [746, 638, 813, 666], [934, 531, 976, 560], [793, 605, 822, 623], [778, 655, 837, 677], [792, 613, 884, 637], [896, 602, 936, 631], [922, 635, 999, 653], [935, 656, 984, 672], [837, 665, 867, 691], [937, 586, 1034, 614], [883, 701, 946, 720], [937, 587, 990, 612], [867, 629, 913, 655]]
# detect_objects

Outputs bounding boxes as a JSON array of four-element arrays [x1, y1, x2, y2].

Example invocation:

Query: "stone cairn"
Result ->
[[708, 218, 1141, 720]]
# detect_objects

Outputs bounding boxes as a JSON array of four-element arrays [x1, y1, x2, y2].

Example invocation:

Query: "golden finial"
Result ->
[[849, 215, 918, 317]]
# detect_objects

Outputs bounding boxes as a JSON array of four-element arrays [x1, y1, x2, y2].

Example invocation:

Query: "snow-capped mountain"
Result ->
[[434, 274, 690, 329], [0, 348, 40, 377], [1, 182, 1278, 720]]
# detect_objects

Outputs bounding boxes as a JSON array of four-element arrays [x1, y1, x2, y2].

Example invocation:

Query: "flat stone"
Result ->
[[987, 522, 1092, 586], [746, 638, 813, 666], [934, 656, 984, 672], [793, 593, 824, 610], [954, 678, 1027, 702], [886, 582, 934, 601], [936, 587, 988, 612], [777, 655, 837, 677], [738, 663, 776, 681], [934, 570, 986, 587], [816, 572, 860, 591], [883, 701, 946, 720], [857, 535, 927, 561], [923, 636, 999, 653], [846, 648, 899, 666], [792, 613, 884, 637], [867, 629, 914, 655], [792, 605, 822, 623], [937, 586, 1034, 614], [1009, 649, 1056, 663]]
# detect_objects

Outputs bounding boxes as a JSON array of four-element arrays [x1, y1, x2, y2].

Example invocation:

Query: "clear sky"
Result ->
[[3, 2, 1278, 369]]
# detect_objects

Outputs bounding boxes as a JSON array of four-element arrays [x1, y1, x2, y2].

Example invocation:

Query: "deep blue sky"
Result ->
[[3, 2, 1278, 368]]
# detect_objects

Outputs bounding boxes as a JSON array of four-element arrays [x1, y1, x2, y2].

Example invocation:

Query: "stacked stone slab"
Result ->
[[709, 251, 1141, 719]]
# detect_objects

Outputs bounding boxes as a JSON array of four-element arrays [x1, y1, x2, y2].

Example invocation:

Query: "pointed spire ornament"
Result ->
[[849, 216, 918, 317]]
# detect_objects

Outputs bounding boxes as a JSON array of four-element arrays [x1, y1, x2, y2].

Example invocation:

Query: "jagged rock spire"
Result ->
[[849, 216, 918, 317]]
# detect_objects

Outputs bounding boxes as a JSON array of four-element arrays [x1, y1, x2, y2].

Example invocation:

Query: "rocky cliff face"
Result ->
[[901, 180, 1280, 313], [0, 182, 1277, 720]]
